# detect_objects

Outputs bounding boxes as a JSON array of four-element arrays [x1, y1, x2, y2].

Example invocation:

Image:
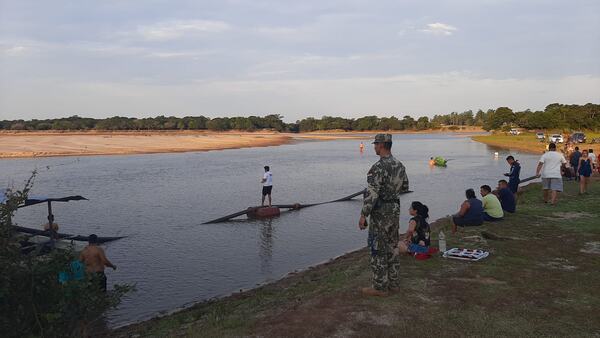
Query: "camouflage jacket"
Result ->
[[361, 154, 409, 217]]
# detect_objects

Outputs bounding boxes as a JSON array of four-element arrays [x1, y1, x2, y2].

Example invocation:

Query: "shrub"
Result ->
[[0, 173, 132, 337]]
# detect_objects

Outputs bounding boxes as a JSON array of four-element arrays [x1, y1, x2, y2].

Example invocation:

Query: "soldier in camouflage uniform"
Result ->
[[359, 134, 409, 296]]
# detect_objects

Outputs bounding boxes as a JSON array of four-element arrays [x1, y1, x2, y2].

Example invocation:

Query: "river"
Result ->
[[1, 133, 541, 326]]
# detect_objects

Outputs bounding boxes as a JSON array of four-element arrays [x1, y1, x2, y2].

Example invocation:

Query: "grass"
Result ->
[[112, 180, 600, 338], [472, 132, 600, 154]]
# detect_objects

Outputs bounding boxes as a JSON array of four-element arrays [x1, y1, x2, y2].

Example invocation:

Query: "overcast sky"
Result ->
[[1, 0, 599, 121]]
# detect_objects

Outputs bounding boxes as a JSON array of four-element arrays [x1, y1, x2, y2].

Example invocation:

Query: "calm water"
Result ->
[[1, 134, 541, 326]]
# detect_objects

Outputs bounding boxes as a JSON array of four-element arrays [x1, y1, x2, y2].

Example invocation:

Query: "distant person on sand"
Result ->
[[536, 143, 567, 205], [261, 166, 273, 207], [496, 180, 516, 213], [451, 189, 484, 234], [480, 185, 504, 221], [578, 150, 592, 194], [504, 156, 521, 196], [79, 234, 116, 292], [396, 201, 430, 255]]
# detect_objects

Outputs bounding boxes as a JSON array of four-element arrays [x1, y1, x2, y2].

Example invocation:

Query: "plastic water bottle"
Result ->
[[439, 231, 447, 254]]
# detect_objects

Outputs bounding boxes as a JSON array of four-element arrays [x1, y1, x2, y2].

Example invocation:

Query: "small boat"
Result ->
[[2, 195, 125, 254], [433, 157, 448, 167], [13, 225, 125, 243], [203, 189, 413, 224], [246, 206, 281, 219]]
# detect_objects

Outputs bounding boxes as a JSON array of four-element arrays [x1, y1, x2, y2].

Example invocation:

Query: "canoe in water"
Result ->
[[246, 206, 281, 219], [13, 226, 125, 243]]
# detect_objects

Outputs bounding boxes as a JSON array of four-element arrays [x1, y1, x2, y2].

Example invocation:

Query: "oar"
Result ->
[[519, 175, 539, 184]]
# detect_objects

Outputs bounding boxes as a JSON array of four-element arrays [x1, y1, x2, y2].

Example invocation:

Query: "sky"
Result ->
[[1, 0, 599, 122]]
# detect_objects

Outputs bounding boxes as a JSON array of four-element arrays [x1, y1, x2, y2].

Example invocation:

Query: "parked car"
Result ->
[[570, 132, 586, 143], [550, 134, 564, 143], [536, 132, 545, 140], [509, 128, 521, 135]]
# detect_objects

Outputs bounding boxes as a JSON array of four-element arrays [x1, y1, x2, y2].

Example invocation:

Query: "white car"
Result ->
[[509, 128, 521, 135], [536, 132, 545, 140], [550, 134, 564, 143]]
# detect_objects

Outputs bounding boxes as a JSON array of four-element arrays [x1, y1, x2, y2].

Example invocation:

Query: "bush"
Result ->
[[0, 173, 132, 337]]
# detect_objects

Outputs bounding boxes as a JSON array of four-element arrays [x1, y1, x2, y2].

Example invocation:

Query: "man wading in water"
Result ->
[[261, 165, 273, 207], [79, 234, 116, 292], [359, 134, 409, 296]]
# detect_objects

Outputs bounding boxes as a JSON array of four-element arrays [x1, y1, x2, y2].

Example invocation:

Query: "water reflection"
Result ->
[[258, 218, 274, 276]]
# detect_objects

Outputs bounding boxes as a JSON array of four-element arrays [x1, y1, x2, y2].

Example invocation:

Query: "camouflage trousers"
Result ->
[[367, 212, 400, 291]]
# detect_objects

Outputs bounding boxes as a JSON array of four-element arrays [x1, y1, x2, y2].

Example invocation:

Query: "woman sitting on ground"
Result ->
[[451, 188, 484, 233], [397, 201, 431, 255]]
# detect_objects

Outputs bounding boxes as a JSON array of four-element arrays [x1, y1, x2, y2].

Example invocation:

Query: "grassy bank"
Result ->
[[472, 132, 600, 154], [112, 180, 600, 338]]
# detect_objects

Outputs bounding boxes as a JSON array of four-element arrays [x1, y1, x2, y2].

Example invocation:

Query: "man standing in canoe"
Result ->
[[261, 165, 273, 207], [359, 134, 409, 296]]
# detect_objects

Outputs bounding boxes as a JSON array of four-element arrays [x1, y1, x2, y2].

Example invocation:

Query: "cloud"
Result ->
[[136, 20, 231, 41], [421, 22, 457, 36], [3, 73, 599, 121], [2, 45, 28, 56]]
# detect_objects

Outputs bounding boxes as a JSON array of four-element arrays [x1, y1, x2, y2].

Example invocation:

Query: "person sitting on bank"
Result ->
[[451, 188, 484, 233], [42, 215, 60, 240], [79, 234, 116, 292], [496, 180, 516, 213], [481, 185, 504, 221], [397, 201, 431, 255], [261, 165, 273, 207]]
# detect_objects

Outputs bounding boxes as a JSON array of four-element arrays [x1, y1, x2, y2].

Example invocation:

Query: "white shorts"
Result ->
[[542, 178, 563, 192]]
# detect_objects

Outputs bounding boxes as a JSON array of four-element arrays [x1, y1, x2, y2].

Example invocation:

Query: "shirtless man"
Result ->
[[79, 234, 116, 292]]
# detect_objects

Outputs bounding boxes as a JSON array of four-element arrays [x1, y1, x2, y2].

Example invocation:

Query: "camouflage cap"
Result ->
[[372, 133, 392, 144]]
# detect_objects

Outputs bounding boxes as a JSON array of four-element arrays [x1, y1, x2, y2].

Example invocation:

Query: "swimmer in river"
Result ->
[[359, 142, 365, 153]]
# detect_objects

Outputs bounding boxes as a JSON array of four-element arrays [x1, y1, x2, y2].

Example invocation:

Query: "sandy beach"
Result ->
[[0, 131, 296, 158], [0, 127, 484, 159]]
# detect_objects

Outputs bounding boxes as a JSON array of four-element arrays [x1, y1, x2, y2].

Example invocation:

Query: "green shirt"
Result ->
[[482, 194, 504, 218]]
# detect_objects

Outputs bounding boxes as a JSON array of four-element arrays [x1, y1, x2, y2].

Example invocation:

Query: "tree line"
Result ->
[[2, 103, 599, 132]]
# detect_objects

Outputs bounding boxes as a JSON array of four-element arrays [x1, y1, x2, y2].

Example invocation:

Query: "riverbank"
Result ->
[[472, 132, 600, 154], [111, 179, 600, 337], [0, 127, 484, 159]]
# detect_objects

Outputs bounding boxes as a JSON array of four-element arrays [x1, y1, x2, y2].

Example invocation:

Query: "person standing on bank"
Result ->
[[359, 134, 409, 297], [570, 146, 581, 181], [261, 166, 273, 207], [504, 156, 521, 196], [578, 149, 592, 194], [536, 143, 567, 205]]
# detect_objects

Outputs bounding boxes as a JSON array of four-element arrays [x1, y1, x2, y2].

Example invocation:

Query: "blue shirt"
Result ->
[[464, 198, 484, 222], [498, 188, 516, 213]]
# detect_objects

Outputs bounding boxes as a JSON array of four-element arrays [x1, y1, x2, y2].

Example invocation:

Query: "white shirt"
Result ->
[[588, 153, 597, 166], [539, 151, 567, 179], [263, 171, 273, 186]]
